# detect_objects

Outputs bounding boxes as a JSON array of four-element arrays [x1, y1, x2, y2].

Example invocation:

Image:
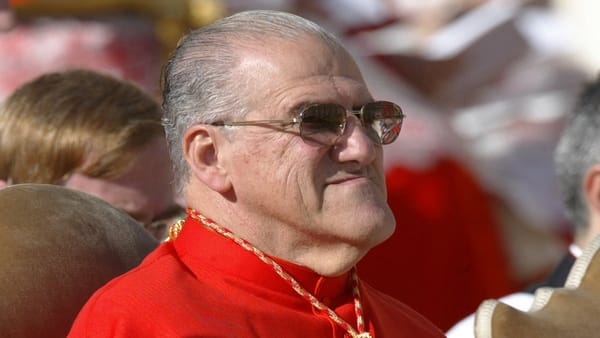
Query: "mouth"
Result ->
[[325, 174, 368, 185]]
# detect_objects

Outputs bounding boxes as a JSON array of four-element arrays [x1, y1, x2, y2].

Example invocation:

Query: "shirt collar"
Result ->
[[172, 215, 351, 301]]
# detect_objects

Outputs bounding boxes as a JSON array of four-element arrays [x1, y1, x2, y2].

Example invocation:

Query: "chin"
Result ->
[[370, 219, 396, 246], [348, 212, 395, 248]]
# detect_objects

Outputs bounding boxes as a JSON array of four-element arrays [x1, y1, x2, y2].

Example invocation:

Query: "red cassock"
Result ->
[[68, 216, 445, 337], [359, 157, 514, 331]]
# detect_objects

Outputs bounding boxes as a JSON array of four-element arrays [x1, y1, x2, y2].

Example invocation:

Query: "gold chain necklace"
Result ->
[[174, 208, 373, 338]]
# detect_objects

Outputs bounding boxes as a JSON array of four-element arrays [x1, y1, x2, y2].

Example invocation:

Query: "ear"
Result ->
[[582, 165, 600, 246], [183, 125, 231, 193], [0, 179, 7, 189], [584, 165, 600, 213]]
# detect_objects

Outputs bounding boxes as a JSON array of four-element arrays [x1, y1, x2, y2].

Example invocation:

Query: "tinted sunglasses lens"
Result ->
[[362, 101, 404, 144], [299, 104, 346, 144]]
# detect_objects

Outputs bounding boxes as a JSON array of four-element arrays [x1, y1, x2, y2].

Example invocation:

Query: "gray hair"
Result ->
[[555, 76, 600, 237], [161, 10, 345, 192]]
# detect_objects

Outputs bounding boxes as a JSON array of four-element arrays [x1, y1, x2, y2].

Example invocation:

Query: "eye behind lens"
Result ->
[[299, 101, 403, 146], [361, 101, 404, 145], [301, 103, 347, 135]]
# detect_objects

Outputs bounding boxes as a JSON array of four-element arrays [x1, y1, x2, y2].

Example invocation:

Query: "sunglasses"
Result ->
[[211, 101, 405, 146]]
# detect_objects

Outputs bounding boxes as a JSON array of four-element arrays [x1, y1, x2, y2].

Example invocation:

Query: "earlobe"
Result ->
[[0, 179, 7, 189], [183, 126, 231, 193]]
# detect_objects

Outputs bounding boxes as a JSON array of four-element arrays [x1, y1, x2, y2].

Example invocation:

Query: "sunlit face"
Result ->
[[221, 36, 396, 251], [64, 136, 181, 240]]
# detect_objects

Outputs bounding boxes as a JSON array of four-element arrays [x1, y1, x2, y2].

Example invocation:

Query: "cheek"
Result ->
[[234, 134, 295, 176], [233, 141, 322, 202], [65, 176, 133, 212], [370, 150, 387, 187], [230, 127, 330, 182]]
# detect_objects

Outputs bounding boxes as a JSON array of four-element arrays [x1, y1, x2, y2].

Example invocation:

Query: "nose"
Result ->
[[330, 114, 377, 165]]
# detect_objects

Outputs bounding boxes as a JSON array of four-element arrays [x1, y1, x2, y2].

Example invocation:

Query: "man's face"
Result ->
[[221, 37, 396, 252], [64, 136, 181, 240]]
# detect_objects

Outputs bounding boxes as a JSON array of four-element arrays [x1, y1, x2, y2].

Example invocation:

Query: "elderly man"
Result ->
[[68, 10, 444, 337]]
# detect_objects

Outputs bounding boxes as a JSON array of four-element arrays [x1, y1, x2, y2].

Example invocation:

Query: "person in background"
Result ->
[[68, 10, 445, 337], [0, 183, 158, 338], [0, 69, 182, 240], [447, 75, 600, 337]]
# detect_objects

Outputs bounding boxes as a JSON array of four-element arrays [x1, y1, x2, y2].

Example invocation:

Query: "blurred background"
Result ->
[[1, 0, 598, 331]]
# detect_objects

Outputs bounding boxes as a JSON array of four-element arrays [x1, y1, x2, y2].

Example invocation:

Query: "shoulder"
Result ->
[[68, 242, 205, 337]]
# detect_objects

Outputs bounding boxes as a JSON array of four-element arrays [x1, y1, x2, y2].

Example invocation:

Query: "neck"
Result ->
[[247, 219, 367, 276], [184, 203, 365, 276], [277, 240, 364, 276], [575, 221, 600, 250], [228, 217, 365, 276]]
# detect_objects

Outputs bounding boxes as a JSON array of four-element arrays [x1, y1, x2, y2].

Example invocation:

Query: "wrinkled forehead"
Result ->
[[234, 35, 370, 112], [239, 36, 362, 81]]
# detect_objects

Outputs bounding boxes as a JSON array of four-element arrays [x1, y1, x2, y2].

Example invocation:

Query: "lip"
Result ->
[[325, 175, 368, 185]]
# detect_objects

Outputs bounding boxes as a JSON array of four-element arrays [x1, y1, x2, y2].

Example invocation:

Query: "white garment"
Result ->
[[446, 292, 534, 338]]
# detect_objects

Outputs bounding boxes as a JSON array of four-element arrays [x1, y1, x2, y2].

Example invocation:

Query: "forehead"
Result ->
[[236, 36, 371, 115]]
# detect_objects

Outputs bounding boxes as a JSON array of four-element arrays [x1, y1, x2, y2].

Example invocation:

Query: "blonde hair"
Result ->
[[0, 69, 164, 184]]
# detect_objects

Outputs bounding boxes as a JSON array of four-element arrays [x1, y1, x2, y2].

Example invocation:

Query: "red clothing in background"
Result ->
[[69, 216, 445, 337], [359, 157, 515, 331]]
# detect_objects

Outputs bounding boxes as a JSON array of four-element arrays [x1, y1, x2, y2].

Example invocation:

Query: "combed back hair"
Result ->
[[161, 10, 346, 192], [555, 76, 600, 237], [0, 69, 164, 184]]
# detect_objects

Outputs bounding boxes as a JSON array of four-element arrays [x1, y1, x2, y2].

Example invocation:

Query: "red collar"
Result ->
[[172, 215, 351, 304]]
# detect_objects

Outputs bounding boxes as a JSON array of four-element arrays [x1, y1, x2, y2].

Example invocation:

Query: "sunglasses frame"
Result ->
[[211, 101, 404, 145]]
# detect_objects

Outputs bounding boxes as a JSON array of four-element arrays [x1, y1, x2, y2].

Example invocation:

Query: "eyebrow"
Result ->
[[291, 100, 349, 117]]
